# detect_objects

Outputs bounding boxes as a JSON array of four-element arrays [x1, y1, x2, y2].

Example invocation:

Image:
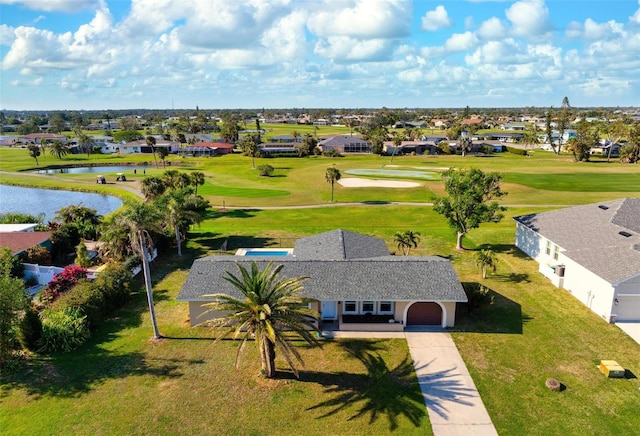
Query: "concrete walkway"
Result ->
[[616, 322, 640, 346], [323, 329, 498, 436]]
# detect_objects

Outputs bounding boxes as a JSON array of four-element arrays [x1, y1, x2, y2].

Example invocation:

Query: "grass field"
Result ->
[[1, 145, 640, 435]]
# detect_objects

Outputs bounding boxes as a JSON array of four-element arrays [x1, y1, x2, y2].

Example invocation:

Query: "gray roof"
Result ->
[[177, 257, 466, 302], [293, 229, 390, 260], [178, 229, 466, 303], [318, 135, 371, 146], [514, 198, 640, 283]]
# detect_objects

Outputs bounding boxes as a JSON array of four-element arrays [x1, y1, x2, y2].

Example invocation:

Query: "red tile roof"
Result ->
[[0, 232, 52, 255]]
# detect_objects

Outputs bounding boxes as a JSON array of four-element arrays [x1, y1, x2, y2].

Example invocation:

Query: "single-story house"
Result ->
[[514, 199, 640, 323], [178, 230, 467, 331], [318, 135, 372, 154], [117, 139, 179, 154], [0, 230, 52, 256], [183, 142, 234, 156]]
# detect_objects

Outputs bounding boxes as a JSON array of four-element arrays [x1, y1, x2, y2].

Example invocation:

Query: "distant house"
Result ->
[[118, 139, 179, 154], [500, 123, 527, 131], [178, 230, 467, 330], [19, 133, 66, 145], [183, 142, 233, 156], [514, 199, 640, 323], [318, 135, 372, 153], [383, 141, 440, 155]]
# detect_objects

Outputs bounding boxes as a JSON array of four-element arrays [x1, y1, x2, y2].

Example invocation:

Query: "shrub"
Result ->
[[322, 149, 342, 157], [22, 245, 52, 265], [42, 265, 88, 304], [38, 307, 90, 353], [506, 146, 528, 156], [439, 144, 452, 154], [257, 164, 274, 177], [74, 242, 92, 268], [94, 262, 133, 310], [53, 280, 105, 329], [462, 282, 495, 314], [123, 255, 142, 272], [19, 305, 43, 351]]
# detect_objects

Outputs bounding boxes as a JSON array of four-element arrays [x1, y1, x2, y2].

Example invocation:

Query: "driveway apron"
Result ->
[[405, 331, 498, 436]]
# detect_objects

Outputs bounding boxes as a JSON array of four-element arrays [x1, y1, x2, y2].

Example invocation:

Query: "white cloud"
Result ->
[[0, 24, 15, 45], [505, 0, 553, 39], [0, 0, 100, 12], [307, 0, 412, 39], [477, 17, 506, 40], [421, 5, 452, 32], [444, 31, 479, 52], [314, 36, 394, 62], [631, 1, 640, 23]]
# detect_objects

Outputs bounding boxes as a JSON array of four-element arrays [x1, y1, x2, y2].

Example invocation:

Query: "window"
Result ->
[[553, 245, 560, 260], [361, 301, 375, 313], [379, 301, 393, 314], [545, 240, 551, 256], [344, 301, 357, 314]]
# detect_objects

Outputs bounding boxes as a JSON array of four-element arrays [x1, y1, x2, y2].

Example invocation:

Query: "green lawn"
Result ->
[[1, 146, 640, 434]]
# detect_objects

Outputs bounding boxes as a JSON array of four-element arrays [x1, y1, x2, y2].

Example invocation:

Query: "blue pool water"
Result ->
[[244, 250, 291, 257]]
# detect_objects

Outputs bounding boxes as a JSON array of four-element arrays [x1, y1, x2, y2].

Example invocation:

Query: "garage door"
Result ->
[[615, 296, 640, 321], [406, 302, 442, 325]]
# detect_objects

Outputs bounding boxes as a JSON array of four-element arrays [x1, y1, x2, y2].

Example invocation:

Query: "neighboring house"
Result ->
[[514, 199, 640, 323], [117, 139, 179, 154], [0, 230, 52, 256], [183, 142, 233, 156], [500, 123, 527, 131], [318, 135, 372, 153], [178, 230, 467, 330], [383, 141, 439, 155]]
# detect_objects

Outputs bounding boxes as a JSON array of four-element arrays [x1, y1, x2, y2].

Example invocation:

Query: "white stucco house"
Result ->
[[514, 199, 640, 323], [178, 230, 467, 331]]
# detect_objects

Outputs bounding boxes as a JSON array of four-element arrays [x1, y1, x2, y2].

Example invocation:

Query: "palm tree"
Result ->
[[157, 147, 169, 168], [475, 249, 498, 279], [146, 135, 159, 168], [393, 230, 421, 255], [116, 201, 164, 339], [49, 140, 69, 160], [201, 261, 321, 378], [140, 176, 166, 201], [75, 129, 93, 157], [27, 144, 40, 166], [190, 171, 205, 195], [159, 188, 205, 256], [325, 165, 341, 203]]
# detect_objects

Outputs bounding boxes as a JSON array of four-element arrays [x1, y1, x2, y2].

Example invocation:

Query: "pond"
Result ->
[[35, 165, 146, 175], [0, 185, 123, 222]]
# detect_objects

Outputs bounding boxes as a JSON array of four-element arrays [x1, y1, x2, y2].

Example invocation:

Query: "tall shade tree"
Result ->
[[325, 165, 341, 203], [434, 168, 506, 250], [49, 140, 69, 160], [393, 230, 421, 256], [116, 202, 164, 339], [619, 123, 640, 164], [146, 135, 159, 168], [601, 120, 628, 163], [201, 261, 321, 378], [27, 144, 40, 166], [190, 171, 205, 195], [475, 249, 498, 279]]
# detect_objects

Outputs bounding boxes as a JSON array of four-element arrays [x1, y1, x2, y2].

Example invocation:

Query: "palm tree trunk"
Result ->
[[139, 231, 161, 339], [174, 224, 182, 257], [260, 338, 276, 378], [456, 232, 465, 251], [330, 181, 334, 202]]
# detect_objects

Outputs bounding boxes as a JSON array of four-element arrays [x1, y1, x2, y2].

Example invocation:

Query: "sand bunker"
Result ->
[[337, 177, 420, 188]]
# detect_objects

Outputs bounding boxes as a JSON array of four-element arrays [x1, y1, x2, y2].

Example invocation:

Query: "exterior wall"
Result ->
[[339, 322, 404, 332], [561, 256, 616, 322], [515, 222, 543, 260], [614, 274, 640, 321], [188, 301, 225, 326]]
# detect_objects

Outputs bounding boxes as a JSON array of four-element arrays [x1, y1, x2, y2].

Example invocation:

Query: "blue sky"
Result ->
[[1, 0, 639, 110]]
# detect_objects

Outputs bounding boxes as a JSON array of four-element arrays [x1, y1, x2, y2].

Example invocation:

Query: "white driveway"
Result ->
[[616, 322, 640, 346]]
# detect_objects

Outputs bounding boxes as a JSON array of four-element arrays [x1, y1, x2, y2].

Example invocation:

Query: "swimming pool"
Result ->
[[235, 248, 294, 257]]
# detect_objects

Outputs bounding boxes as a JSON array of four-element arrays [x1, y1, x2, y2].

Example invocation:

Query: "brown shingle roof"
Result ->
[[0, 231, 52, 255]]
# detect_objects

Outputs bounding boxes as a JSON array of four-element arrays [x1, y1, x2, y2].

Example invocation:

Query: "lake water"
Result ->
[[0, 185, 123, 222], [35, 165, 146, 175]]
